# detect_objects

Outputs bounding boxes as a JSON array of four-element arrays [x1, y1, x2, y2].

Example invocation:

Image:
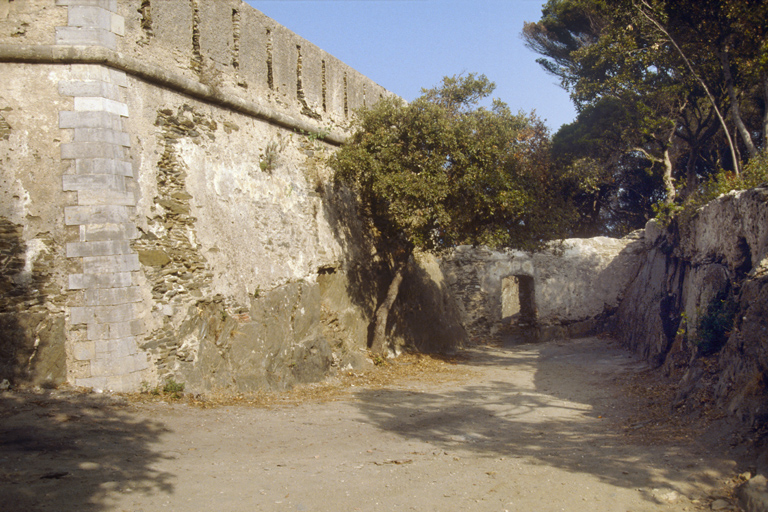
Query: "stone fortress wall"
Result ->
[[2, 0, 765, 430], [0, 0, 403, 392]]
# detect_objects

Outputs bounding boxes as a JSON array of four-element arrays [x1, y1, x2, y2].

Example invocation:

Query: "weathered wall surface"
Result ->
[[442, 236, 645, 339], [0, 0, 453, 393], [0, 63, 73, 388], [616, 188, 768, 431]]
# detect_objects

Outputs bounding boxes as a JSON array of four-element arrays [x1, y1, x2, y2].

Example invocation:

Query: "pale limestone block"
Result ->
[[63, 174, 127, 192], [73, 128, 130, 147], [87, 303, 136, 324], [110, 13, 124, 36], [68, 6, 113, 31], [57, 0, 117, 10], [70, 64, 114, 82], [58, 80, 123, 101], [81, 253, 140, 273], [69, 271, 133, 290], [84, 286, 141, 306], [86, 322, 109, 341], [79, 223, 139, 242], [66, 239, 132, 258], [55, 26, 116, 49], [61, 141, 128, 160], [91, 351, 141, 376], [70, 305, 95, 325], [74, 97, 128, 117], [60, 110, 124, 130], [107, 69, 128, 87], [74, 376, 107, 392], [77, 189, 136, 206], [103, 319, 143, 340], [64, 204, 132, 225], [72, 341, 96, 361], [74, 158, 132, 176]]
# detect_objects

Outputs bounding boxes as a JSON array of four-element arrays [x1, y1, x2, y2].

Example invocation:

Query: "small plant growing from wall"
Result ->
[[694, 291, 737, 356], [260, 138, 285, 173], [162, 378, 186, 399], [302, 126, 331, 148]]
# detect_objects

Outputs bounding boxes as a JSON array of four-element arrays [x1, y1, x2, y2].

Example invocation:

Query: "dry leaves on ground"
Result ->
[[120, 351, 473, 409]]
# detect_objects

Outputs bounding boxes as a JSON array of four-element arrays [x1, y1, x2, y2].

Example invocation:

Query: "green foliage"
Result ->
[[141, 378, 186, 399], [650, 200, 683, 227], [701, 152, 768, 203], [525, 0, 768, 234], [372, 354, 388, 366], [331, 73, 573, 261], [653, 151, 767, 229], [302, 126, 331, 144], [694, 291, 737, 356], [162, 378, 186, 399]]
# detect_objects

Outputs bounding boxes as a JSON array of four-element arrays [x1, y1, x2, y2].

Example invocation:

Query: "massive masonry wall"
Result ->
[[0, 0, 423, 393]]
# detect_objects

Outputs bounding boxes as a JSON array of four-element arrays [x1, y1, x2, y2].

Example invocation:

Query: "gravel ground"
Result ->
[[0, 337, 749, 511]]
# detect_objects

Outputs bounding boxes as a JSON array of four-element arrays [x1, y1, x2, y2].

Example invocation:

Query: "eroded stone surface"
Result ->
[[617, 188, 768, 442], [442, 236, 645, 338]]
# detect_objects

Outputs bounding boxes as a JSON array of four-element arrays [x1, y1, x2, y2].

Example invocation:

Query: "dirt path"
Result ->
[[0, 337, 747, 511]]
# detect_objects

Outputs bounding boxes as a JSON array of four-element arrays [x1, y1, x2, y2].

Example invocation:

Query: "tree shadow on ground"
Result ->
[[0, 391, 174, 511], [353, 337, 721, 505]]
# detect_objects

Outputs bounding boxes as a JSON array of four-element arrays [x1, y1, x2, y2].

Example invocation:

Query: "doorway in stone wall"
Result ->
[[501, 275, 537, 327]]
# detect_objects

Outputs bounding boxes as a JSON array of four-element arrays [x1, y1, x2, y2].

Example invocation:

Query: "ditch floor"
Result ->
[[0, 336, 760, 511]]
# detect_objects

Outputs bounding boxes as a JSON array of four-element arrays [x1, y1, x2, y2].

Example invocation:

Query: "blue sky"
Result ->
[[245, 0, 577, 132]]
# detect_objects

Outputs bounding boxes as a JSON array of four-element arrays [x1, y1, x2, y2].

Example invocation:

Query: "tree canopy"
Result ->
[[331, 74, 572, 354], [524, 0, 768, 235]]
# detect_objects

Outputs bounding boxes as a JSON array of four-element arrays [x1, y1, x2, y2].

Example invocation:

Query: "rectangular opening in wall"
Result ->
[[502, 275, 537, 327]]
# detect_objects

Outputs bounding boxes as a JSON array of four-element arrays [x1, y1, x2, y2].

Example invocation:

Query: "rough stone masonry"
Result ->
[[0, 0, 410, 392]]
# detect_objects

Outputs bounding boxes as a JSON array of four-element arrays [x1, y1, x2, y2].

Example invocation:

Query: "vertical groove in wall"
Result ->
[[231, 8, 240, 70], [190, 0, 202, 75], [343, 72, 348, 117], [321, 60, 327, 113], [296, 45, 320, 120], [295, 44, 304, 101], [363, 84, 367, 108], [138, 0, 153, 39], [266, 29, 274, 91]]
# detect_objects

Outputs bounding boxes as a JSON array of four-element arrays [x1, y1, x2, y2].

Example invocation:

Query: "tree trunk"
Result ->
[[662, 145, 676, 204], [762, 73, 768, 148], [370, 260, 407, 357], [719, 49, 758, 159]]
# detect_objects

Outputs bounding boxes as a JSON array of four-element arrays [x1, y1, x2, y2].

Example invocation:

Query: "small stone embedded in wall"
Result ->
[[0, 110, 11, 140]]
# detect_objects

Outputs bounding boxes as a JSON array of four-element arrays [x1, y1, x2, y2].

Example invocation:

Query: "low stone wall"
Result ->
[[441, 236, 645, 339]]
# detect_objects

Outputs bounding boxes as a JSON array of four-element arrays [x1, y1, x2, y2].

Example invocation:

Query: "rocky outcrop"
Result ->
[[616, 187, 768, 438]]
